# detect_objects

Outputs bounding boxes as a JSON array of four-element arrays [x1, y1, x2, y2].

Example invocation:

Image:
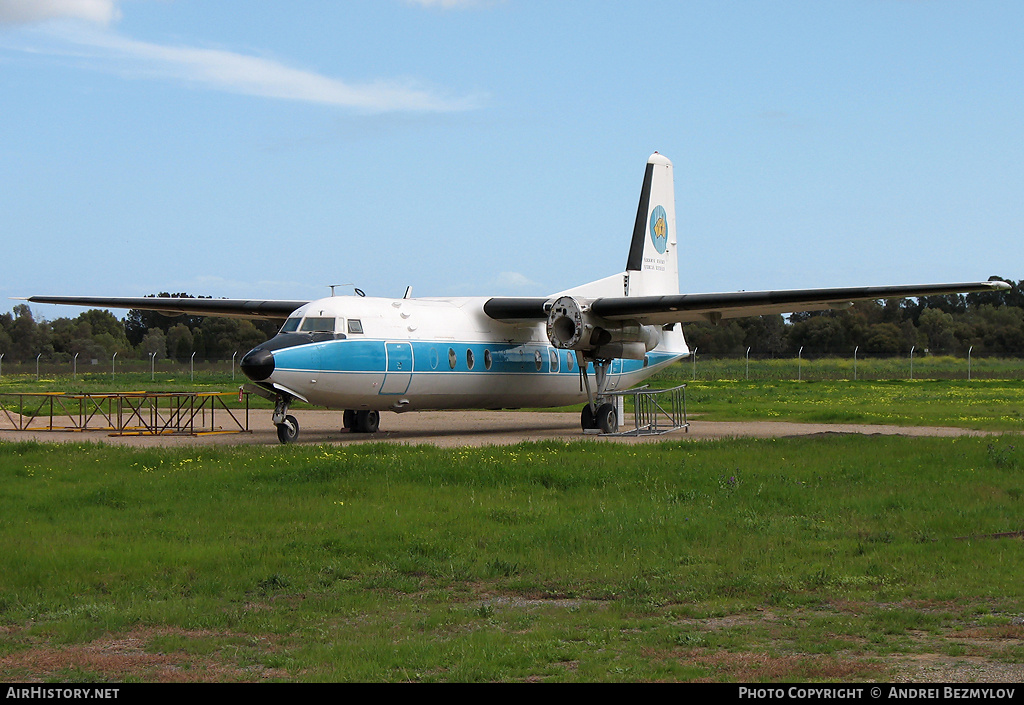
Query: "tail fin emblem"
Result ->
[[649, 205, 668, 254]]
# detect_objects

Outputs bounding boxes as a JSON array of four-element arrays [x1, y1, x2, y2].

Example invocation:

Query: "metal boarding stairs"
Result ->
[[606, 383, 688, 436]]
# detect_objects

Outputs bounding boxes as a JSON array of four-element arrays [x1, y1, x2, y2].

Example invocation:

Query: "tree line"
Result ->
[[0, 279, 1021, 364]]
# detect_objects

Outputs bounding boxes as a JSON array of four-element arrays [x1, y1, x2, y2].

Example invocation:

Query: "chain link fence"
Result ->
[[681, 351, 1024, 381]]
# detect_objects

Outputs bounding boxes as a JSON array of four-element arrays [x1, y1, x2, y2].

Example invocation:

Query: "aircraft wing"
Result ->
[[483, 280, 1010, 326], [22, 296, 309, 320]]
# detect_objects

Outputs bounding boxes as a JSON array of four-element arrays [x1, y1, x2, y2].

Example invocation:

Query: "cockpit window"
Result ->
[[299, 317, 336, 332], [347, 319, 363, 334], [281, 317, 301, 333]]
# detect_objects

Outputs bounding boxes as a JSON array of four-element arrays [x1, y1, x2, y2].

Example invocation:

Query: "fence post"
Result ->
[[112, 351, 117, 383], [73, 352, 79, 381], [191, 351, 196, 381], [853, 346, 858, 381], [968, 345, 973, 381], [691, 347, 698, 381], [910, 346, 915, 380], [746, 347, 751, 380], [798, 347, 803, 381], [36, 353, 41, 381]]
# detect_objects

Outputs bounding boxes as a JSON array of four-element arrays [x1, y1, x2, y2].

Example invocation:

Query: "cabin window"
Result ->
[[484, 349, 492, 370], [300, 317, 336, 332], [534, 350, 543, 371], [466, 349, 475, 370], [448, 348, 457, 370], [281, 317, 301, 333], [347, 319, 363, 334], [566, 352, 575, 371], [549, 349, 559, 372]]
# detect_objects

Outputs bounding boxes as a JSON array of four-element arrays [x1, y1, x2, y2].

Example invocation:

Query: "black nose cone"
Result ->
[[240, 348, 275, 381]]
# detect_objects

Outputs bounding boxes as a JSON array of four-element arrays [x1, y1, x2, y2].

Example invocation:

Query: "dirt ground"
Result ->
[[0, 409, 999, 448]]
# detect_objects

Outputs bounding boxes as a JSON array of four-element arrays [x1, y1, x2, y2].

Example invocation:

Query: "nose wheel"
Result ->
[[273, 395, 299, 444], [276, 414, 299, 444]]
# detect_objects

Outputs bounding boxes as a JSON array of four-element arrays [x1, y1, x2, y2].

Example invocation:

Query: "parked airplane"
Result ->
[[26, 153, 1008, 442]]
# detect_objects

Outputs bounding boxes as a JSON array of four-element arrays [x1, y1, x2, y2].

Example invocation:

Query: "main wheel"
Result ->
[[343, 409, 356, 430], [276, 414, 299, 444], [581, 404, 597, 431], [354, 410, 380, 433], [595, 403, 618, 434]]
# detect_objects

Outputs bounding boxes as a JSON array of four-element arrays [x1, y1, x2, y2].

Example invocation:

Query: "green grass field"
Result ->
[[1, 361, 1023, 681], [0, 434, 1022, 682]]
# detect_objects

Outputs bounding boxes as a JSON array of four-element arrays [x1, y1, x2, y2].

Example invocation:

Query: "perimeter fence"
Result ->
[[679, 351, 1024, 382], [0, 356, 249, 383]]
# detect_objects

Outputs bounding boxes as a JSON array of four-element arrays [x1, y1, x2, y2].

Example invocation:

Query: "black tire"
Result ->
[[596, 403, 618, 434], [581, 404, 597, 431], [354, 410, 380, 433], [343, 409, 356, 430], [276, 414, 299, 444]]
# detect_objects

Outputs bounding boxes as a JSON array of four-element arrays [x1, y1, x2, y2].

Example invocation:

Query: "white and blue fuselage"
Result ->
[[251, 294, 688, 412]]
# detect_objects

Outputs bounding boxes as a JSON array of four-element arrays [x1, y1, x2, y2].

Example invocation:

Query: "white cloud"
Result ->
[[0, 0, 120, 25], [66, 29, 479, 112], [2, 0, 480, 112], [493, 271, 541, 291]]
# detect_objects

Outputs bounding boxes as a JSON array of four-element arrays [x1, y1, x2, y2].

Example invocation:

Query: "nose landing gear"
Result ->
[[273, 395, 299, 444]]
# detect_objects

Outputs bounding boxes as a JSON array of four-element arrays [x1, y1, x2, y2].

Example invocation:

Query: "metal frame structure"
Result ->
[[0, 391, 251, 436], [607, 383, 688, 437]]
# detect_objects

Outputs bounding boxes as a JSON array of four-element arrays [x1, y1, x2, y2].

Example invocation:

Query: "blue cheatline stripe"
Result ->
[[273, 338, 683, 376]]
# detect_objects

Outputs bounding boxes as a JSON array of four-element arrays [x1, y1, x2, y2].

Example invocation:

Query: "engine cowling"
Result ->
[[545, 296, 661, 360]]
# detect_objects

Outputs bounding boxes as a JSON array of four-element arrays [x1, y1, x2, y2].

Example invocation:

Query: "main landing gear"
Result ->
[[343, 409, 380, 434], [581, 402, 618, 434], [577, 354, 619, 434]]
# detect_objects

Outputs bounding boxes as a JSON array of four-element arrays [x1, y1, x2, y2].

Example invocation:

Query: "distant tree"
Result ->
[[918, 308, 957, 353], [167, 323, 194, 360], [863, 322, 904, 354], [787, 313, 850, 354], [10, 305, 47, 362], [140, 328, 168, 361], [738, 315, 787, 356], [685, 321, 746, 355], [77, 310, 126, 342], [124, 293, 209, 347]]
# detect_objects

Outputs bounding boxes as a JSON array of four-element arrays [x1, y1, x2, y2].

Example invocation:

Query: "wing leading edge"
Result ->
[[483, 280, 1011, 326], [22, 296, 309, 320]]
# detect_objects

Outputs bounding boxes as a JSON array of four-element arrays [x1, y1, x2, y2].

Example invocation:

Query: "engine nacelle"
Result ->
[[545, 296, 661, 360]]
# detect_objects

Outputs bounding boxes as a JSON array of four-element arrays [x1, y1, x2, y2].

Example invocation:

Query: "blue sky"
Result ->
[[3, 0, 1022, 321]]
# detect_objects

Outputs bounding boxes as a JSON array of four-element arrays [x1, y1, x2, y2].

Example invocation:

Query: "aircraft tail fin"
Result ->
[[556, 152, 679, 300], [624, 152, 679, 297]]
